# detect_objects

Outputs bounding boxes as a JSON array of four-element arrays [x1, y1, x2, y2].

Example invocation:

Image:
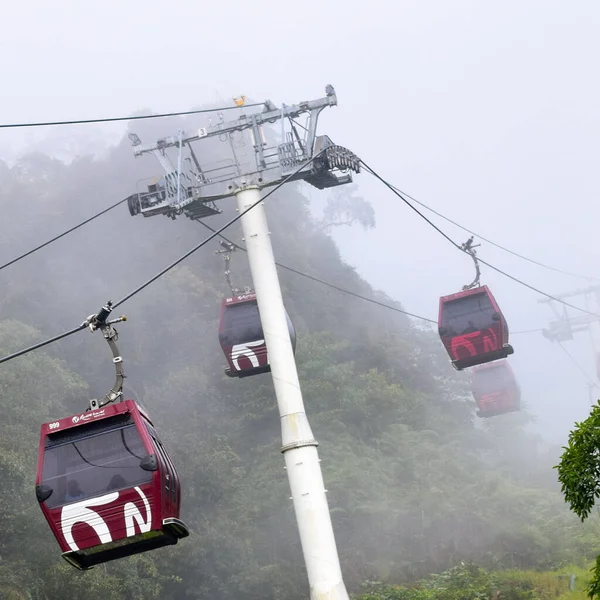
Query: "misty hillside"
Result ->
[[0, 121, 597, 600]]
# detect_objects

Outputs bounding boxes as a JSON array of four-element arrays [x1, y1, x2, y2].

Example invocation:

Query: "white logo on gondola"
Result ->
[[231, 340, 265, 370], [61, 486, 152, 552], [71, 409, 106, 425]]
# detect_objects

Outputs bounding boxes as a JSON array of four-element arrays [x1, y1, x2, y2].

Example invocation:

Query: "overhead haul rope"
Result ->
[[384, 183, 599, 282], [556, 341, 599, 390], [360, 161, 600, 319], [197, 219, 545, 335], [0, 152, 570, 365], [0, 152, 324, 365], [0, 197, 128, 273], [0, 102, 263, 129], [195, 219, 436, 323]]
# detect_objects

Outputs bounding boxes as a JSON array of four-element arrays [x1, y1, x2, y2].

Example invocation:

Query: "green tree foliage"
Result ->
[[0, 120, 597, 598], [556, 402, 600, 522], [354, 562, 591, 600], [556, 401, 600, 598]]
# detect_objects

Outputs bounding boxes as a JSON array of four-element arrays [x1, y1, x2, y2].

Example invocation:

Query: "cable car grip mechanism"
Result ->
[[460, 236, 482, 291], [81, 301, 128, 411]]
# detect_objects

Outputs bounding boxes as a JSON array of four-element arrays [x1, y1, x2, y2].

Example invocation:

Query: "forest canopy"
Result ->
[[0, 118, 597, 599]]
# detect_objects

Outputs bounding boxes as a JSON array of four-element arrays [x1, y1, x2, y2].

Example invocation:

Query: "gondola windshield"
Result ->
[[40, 414, 152, 509], [441, 292, 497, 336], [220, 300, 263, 345]]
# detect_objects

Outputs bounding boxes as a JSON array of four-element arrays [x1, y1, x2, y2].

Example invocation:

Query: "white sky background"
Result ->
[[2, 0, 600, 442]]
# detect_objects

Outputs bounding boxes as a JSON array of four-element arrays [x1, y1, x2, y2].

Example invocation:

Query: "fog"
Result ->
[[4, 4, 600, 598], [3, 3, 599, 442]]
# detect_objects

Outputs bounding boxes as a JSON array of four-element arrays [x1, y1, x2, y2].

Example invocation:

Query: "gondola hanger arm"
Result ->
[[216, 240, 250, 296], [82, 301, 128, 411], [460, 236, 482, 291]]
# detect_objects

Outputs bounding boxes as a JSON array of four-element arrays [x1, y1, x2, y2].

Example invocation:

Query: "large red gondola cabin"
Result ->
[[438, 285, 514, 370], [36, 399, 189, 570], [471, 360, 521, 418], [218, 291, 296, 378]]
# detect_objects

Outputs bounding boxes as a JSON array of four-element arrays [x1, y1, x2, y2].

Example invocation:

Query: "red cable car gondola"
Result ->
[[35, 303, 189, 569], [438, 285, 514, 370], [439, 238, 515, 370], [218, 290, 297, 378], [471, 359, 521, 418]]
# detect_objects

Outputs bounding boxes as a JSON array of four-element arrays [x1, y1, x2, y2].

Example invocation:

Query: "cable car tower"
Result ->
[[124, 86, 360, 600], [539, 285, 600, 343], [539, 285, 600, 385]]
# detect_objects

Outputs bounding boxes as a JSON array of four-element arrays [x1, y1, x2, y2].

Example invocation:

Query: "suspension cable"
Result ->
[[0, 154, 323, 365], [1, 152, 583, 367], [386, 182, 599, 282], [0, 103, 264, 130], [194, 220, 436, 324], [0, 198, 128, 273], [361, 160, 600, 319], [557, 341, 599, 389], [111, 152, 322, 310], [0, 324, 87, 365]]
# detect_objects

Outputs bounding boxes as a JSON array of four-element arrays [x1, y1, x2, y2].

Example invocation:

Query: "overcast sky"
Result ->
[[2, 0, 600, 442]]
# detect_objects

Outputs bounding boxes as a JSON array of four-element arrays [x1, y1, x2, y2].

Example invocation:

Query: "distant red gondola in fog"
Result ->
[[471, 360, 521, 418], [438, 285, 514, 370], [35, 302, 188, 570], [218, 291, 296, 378]]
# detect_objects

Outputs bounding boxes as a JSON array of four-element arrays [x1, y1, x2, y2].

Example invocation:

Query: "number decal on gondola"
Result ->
[[60, 487, 152, 552], [231, 340, 265, 371], [48, 422, 60, 430]]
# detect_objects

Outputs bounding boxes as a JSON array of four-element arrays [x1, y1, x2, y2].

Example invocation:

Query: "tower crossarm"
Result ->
[[132, 86, 338, 156], [124, 85, 360, 221]]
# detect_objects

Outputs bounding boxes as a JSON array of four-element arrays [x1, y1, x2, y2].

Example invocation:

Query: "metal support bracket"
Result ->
[[82, 301, 128, 411], [124, 85, 360, 221], [216, 240, 248, 295], [461, 236, 482, 290]]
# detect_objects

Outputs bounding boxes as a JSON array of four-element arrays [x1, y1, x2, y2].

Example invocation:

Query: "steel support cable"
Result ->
[[0, 103, 264, 129], [201, 218, 546, 335], [386, 183, 599, 282], [0, 154, 322, 365], [111, 156, 322, 309], [0, 198, 128, 273], [511, 328, 544, 335], [0, 152, 564, 366], [360, 161, 600, 319], [0, 324, 86, 365], [556, 341, 599, 389], [196, 219, 437, 324]]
